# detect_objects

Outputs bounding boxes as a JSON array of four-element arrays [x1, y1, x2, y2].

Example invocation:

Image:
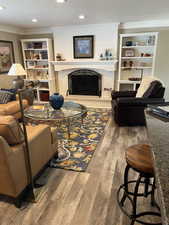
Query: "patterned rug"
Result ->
[[51, 108, 110, 172]]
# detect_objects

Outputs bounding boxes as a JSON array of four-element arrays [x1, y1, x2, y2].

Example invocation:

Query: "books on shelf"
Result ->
[[25, 50, 48, 60]]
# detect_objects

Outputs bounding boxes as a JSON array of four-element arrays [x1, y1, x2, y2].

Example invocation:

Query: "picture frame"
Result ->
[[73, 35, 94, 59], [0, 40, 15, 74]]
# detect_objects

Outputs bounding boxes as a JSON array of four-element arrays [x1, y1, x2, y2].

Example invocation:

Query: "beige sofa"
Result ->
[[0, 119, 57, 202]]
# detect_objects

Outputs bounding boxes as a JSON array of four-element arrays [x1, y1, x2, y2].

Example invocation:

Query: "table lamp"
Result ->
[[8, 63, 27, 89]]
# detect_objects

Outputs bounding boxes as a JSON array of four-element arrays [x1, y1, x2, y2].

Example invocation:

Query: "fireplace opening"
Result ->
[[68, 69, 102, 96]]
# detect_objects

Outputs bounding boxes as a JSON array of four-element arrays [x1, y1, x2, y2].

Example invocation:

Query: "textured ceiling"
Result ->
[[0, 0, 169, 28]]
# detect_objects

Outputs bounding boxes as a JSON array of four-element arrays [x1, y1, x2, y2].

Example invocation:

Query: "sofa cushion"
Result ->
[[0, 90, 13, 104], [136, 77, 160, 98], [0, 116, 24, 145]]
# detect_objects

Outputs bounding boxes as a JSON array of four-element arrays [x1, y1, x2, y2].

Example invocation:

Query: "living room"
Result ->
[[0, 1, 168, 225]]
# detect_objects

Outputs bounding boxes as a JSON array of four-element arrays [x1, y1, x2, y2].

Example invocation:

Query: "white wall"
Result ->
[[52, 23, 119, 60]]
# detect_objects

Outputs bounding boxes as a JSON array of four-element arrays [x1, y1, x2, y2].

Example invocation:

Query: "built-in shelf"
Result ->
[[122, 45, 154, 48], [21, 38, 54, 103], [25, 79, 48, 82], [118, 32, 158, 91], [24, 48, 47, 51], [119, 80, 141, 84], [121, 57, 153, 59], [26, 68, 48, 70], [38, 88, 49, 91], [121, 67, 152, 69], [25, 59, 48, 61]]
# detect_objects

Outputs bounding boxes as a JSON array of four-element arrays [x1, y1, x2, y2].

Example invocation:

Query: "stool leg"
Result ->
[[151, 178, 156, 207], [151, 178, 161, 211], [144, 177, 150, 197], [131, 174, 142, 225], [120, 164, 130, 206]]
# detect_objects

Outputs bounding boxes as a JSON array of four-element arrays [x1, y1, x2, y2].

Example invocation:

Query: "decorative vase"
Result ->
[[49, 93, 64, 110], [105, 49, 109, 60]]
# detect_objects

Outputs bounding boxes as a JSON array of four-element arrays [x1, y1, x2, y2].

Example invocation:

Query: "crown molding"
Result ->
[[120, 19, 169, 29], [22, 22, 120, 35], [1, 19, 169, 35], [51, 22, 120, 30], [0, 24, 25, 34]]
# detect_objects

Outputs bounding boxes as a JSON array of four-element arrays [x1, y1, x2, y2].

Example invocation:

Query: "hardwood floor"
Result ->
[[0, 116, 161, 225]]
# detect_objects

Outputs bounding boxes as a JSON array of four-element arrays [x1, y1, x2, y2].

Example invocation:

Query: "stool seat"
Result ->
[[126, 144, 154, 175]]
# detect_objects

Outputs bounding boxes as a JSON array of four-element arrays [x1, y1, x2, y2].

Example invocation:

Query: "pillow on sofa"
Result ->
[[0, 88, 16, 101], [0, 115, 24, 145], [136, 77, 161, 98], [0, 90, 13, 104]]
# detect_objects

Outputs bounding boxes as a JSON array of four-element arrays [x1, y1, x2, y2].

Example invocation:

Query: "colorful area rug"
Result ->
[[51, 108, 110, 172]]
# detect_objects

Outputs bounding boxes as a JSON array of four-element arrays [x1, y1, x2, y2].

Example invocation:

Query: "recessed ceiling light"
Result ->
[[32, 18, 38, 23], [56, 0, 67, 3], [79, 14, 85, 20], [0, 6, 5, 10]]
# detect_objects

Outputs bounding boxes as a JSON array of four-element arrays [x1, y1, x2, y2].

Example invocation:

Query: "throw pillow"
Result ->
[[0, 115, 24, 145], [0, 90, 13, 104], [0, 88, 16, 101]]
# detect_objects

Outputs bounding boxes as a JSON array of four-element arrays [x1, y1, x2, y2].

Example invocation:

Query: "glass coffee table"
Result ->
[[24, 101, 87, 162]]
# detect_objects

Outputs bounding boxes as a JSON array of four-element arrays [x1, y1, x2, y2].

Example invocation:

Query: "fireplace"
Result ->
[[68, 69, 102, 96]]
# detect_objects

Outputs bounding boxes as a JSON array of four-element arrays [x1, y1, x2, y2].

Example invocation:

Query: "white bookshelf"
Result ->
[[21, 38, 54, 103], [118, 32, 158, 91]]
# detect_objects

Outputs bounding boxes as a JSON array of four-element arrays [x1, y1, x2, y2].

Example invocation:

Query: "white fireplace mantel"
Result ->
[[49, 59, 118, 108], [50, 59, 118, 72]]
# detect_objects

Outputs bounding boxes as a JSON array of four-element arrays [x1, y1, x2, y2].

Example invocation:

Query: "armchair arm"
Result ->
[[0, 137, 27, 197], [111, 90, 137, 99], [117, 97, 165, 107], [0, 100, 28, 116]]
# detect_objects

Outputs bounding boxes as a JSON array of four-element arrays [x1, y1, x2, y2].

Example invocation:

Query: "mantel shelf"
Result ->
[[49, 60, 118, 72]]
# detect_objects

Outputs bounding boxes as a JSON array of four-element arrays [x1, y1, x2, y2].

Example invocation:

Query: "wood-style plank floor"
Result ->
[[0, 116, 161, 225]]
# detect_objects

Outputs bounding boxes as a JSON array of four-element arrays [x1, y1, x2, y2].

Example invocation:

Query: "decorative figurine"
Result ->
[[109, 52, 113, 60], [100, 53, 104, 60], [56, 53, 65, 61], [105, 49, 109, 60]]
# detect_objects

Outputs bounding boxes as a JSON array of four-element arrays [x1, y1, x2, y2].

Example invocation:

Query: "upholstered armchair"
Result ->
[[112, 77, 165, 126], [0, 115, 57, 205]]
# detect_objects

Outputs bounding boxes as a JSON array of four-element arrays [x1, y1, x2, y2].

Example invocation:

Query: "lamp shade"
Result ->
[[8, 63, 26, 76]]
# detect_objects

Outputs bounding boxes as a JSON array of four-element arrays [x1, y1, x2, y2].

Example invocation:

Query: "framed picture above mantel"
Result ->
[[0, 40, 15, 74], [73, 35, 94, 59]]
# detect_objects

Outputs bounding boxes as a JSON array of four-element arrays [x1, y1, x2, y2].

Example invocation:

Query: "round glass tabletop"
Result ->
[[24, 101, 87, 122]]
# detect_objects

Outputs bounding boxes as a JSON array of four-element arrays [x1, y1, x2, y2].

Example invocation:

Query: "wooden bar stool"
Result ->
[[117, 144, 161, 225]]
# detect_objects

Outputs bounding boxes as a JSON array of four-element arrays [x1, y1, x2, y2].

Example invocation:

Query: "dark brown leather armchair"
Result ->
[[112, 80, 165, 126]]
